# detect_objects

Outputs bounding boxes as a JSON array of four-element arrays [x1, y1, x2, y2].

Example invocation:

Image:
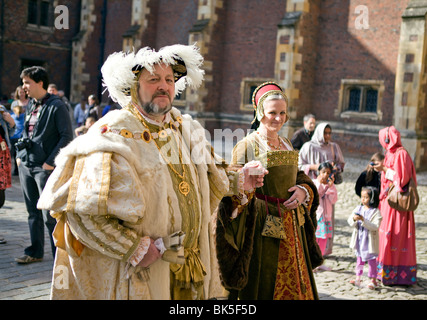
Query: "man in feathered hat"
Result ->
[[37, 44, 267, 300]]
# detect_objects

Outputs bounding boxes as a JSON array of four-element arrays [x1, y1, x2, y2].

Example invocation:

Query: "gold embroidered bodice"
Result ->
[[256, 150, 298, 199], [231, 131, 299, 200]]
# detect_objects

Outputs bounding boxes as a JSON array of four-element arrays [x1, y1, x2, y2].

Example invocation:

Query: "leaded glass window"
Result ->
[[346, 86, 378, 113]]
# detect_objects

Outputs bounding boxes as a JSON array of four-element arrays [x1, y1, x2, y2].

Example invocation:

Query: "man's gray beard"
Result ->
[[141, 101, 172, 116]]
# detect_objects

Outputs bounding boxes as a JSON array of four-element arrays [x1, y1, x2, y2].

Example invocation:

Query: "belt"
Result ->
[[255, 193, 290, 217]]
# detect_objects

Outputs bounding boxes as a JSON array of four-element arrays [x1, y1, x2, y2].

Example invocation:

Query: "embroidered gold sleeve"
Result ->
[[66, 152, 145, 261]]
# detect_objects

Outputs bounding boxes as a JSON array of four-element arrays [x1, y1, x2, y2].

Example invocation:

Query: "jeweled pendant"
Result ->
[[142, 130, 151, 143], [179, 181, 190, 196]]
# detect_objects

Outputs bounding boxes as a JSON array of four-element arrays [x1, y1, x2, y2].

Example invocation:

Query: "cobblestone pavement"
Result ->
[[0, 157, 426, 300], [314, 158, 427, 300], [0, 175, 52, 300]]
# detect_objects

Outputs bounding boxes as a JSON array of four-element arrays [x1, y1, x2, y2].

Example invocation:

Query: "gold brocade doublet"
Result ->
[[139, 117, 202, 244], [128, 108, 207, 297]]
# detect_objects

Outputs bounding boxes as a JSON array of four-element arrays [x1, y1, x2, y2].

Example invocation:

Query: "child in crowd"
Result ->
[[355, 152, 384, 197], [347, 186, 382, 289], [74, 115, 96, 136], [313, 161, 338, 270]]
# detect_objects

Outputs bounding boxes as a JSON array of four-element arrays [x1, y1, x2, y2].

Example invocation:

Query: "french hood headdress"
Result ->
[[251, 81, 288, 123]]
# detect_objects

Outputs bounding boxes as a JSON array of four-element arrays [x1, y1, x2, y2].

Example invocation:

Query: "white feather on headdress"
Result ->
[[101, 44, 204, 107], [101, 51, 136, 107]]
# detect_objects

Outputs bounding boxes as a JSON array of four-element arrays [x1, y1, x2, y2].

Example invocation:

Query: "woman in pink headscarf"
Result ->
[[377, 126, 417, 286]]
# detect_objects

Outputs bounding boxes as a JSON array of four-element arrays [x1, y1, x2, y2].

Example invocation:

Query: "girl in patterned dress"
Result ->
[[0, 106, 15, 244], [313, 162, 338, 268]]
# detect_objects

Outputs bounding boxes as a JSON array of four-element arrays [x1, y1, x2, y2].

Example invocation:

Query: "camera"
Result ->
[[15, 137, 32, 151]]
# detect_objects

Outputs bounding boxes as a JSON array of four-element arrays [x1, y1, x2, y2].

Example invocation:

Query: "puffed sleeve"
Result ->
[[66, 152, 145, 261], [38, 151, 145, 262]]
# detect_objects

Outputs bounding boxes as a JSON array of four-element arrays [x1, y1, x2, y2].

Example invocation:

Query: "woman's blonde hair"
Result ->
[[12, 104, 24, 116], [14, 86, 28, 100]]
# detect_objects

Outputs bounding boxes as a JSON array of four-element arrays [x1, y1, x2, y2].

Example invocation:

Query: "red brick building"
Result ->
[[1, 0, 427, 169], [0, 0, 80, 100]]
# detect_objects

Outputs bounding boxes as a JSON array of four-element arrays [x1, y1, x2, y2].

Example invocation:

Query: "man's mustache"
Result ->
[[152, 90, 171, 100]]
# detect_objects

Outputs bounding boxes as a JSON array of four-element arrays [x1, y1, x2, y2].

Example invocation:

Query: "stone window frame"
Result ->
[[240, 77, 275, 111], [337, 79, 384, 121]]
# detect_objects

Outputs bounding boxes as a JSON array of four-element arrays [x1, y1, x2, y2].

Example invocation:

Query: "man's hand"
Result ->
[[137, 238, 161, 268], [42, 163, 55, 171], [241, 160, 268, 191]]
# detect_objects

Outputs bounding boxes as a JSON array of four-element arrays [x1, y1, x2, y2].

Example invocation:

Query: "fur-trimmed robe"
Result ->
[[37, 107, 230, 300]]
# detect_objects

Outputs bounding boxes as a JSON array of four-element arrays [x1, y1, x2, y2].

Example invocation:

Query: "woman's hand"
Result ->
[[283, 186, 306, 210], [2, 111, 15, 128], [241, 160, 269, 191]]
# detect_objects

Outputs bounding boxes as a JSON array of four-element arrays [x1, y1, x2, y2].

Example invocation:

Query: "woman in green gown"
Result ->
[[216, 82, 323, 300]]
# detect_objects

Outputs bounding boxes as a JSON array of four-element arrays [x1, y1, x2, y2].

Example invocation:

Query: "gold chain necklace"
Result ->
[[256, 131, 283, 150], [126, 104, 190, 196]]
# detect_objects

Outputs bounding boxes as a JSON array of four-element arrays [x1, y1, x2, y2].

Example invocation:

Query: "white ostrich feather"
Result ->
[[155, 44, 205, 95], [101, 50, 136, 107]]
